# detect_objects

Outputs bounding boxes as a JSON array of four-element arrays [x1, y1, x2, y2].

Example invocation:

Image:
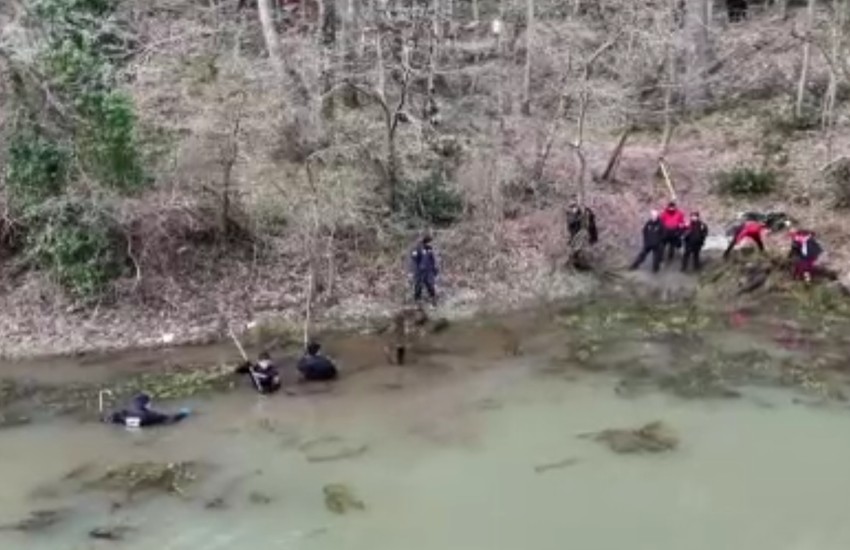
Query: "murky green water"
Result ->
[[2, 298, 850, 550]]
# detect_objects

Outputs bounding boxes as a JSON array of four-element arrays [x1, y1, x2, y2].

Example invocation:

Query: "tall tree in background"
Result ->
[[683, 0, 712, 112], [522, 0, 535, 115]]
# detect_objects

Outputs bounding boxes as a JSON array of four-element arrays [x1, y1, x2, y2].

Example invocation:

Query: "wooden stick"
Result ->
[[658, 158, 677, 200], [228, 326, 249, 362]]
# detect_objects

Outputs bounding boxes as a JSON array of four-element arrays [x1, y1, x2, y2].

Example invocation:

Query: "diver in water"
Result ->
[[297, 342, 339, 382], [235, 351, 281, 394], [105, 393, 190, 428]]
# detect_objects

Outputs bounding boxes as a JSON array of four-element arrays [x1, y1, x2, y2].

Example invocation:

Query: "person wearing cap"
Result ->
[[681, 211, 709, 272], [296, 341, 339, 382], [630, 210, 665, 273], [104, 393, 190, 428], [410, 235, 439, 306], [659, 200, 686, 262], [566, 200, 599, 269], [235, 351, 281, 394], [788, 228, 823, 283]]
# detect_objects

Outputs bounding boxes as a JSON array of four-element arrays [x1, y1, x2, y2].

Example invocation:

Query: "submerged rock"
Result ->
[[248, 491, 273, 505], [582, 421, 679, 454], [1, 508, 68, 533], [659, 367, 741, 400], [323, 483, 365, 514], [89, 525, 134, 541], [300, 436, 369, 463], [85, 461, 206, 500]]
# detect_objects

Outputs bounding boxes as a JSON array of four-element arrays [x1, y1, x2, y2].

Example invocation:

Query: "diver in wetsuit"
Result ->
[[105, 393, 189, 428], [235, 352, 281, 394], [297, 342, 339, 382]]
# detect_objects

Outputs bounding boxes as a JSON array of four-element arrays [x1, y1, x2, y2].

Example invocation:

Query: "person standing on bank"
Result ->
[[681, 211, 709, 272], [411, 235, 438, 306], [566, 201, 599, 270], [630, 210, 665, 273], [659, 200, 686, 262]]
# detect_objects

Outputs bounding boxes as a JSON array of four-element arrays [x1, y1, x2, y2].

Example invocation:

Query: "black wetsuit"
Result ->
[[297, 354, 339, 382], [236, 362, 281, 394], [106, 394, 187, 428]]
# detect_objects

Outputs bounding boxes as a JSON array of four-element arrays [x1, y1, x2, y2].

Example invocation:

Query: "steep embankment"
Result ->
[[0, 2, 848, 358]]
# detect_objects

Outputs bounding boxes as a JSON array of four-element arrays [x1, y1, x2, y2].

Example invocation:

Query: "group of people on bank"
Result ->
[[568, 199, 824, 282]]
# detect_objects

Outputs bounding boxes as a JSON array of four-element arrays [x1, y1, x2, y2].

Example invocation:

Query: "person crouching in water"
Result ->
[[789, 228, 823, 283], [681, 211, 708, 272], [297, 341, 339, 382], [724, 216, 767, 259], [630, 210, 664, 273], [105, 393, 189, 428], [235, 351, 281, 394], [659, 200, 686, 262]]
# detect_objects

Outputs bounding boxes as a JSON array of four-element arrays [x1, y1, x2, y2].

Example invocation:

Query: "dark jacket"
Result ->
[[235, 362, 281, 394], [411, 244, 438, 279], [683, 220, 709, 248], [790, 235, 823, 261], [642, 219, 664, 248], [567, 206, 599, 244], [297, 354, 338, 381]]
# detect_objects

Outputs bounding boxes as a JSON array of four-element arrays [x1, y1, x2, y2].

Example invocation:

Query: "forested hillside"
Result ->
[[0, 0, 848, 357]]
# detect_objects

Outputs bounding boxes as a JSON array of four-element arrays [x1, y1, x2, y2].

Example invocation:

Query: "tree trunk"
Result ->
[[795, 0, 816, 118], [424, 0, 439, 122], [472, 0, 479, 21], [319, 0, 337, 119], [823, 0, 846, 162], [521, 0, 535, 115], [683, 0, 711, 112], [257, 0, 284, 82], [778, 0, 789, 20]]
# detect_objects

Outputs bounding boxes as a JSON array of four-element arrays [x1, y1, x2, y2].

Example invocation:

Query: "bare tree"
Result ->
[[796, 0, 817, 118], [521, 0, 535, 115], [257, 0, 284, 82], [683, 0, 712, 112]]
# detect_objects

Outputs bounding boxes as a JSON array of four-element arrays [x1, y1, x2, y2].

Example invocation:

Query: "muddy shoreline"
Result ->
[[0, 270, 600, 362]]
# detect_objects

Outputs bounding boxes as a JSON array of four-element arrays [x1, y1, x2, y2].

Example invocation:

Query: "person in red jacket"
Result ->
[[723, 217, 767, 259], [788, 228, 823, 283], [659, 201, 686, 262]]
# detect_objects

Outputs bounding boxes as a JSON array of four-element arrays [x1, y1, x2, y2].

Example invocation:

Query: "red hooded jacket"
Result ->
[[659, 207, 685, 230], [735, 220, 766, 244]]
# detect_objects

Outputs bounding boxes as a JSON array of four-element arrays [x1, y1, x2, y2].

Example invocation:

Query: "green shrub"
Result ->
[[78, 91, 145, 191], [826, 157, 850, 209], [5, 131, 70, 208], [715, 167, 779, 197], [399, 171, 463, 226], [24, 199, 126, 298]]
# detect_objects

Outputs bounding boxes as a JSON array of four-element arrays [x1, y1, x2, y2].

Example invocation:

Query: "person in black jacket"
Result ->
[[104, 393, 190, 428], [566, 201, 599, 270], [297, 341, 339, 382], [681, 211, 709, 272], [235, 352, 281, 394], [629, 210, 664, 273], [566, 201, 599, 244], [410, 236, 438, 306]]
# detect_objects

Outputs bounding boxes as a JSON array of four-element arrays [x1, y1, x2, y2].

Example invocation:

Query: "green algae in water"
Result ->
[[323, 483, 365, 514], [582, 421, 679, 454], [85, 461, 206, 500]]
